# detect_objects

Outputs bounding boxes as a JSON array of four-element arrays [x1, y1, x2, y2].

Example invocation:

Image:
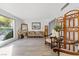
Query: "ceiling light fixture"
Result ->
[[61, 3, 70, 11]]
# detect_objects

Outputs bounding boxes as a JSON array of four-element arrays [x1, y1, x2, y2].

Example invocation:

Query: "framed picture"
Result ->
[[32, 22, 41, 30], [21, 24, 28, 31]]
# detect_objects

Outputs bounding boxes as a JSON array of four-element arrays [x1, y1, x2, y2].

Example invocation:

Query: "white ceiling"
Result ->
[[0, 3, 65, 21]]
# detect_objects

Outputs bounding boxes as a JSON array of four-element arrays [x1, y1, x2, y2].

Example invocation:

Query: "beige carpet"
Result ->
[[0, 38, 58, 56]]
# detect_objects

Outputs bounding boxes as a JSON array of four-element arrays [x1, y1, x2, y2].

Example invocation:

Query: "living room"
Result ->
[[0, 2, 79, 57]]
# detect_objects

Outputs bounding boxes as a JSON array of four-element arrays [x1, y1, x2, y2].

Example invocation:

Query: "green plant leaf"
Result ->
[[54, 25, 62, 32]]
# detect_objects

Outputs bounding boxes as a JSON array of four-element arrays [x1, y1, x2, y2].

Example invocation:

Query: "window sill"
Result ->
[[0, 38, 16, 47]]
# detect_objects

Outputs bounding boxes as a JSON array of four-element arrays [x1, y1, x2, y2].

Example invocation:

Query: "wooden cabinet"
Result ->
[[44, 25, 48, 37]]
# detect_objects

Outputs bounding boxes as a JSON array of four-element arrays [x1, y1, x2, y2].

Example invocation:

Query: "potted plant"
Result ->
[[54, 25, 62, 37], [54, 25, 62, 32]]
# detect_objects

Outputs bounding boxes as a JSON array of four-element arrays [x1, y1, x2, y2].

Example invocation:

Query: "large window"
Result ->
[[0, 16, 14, 41]]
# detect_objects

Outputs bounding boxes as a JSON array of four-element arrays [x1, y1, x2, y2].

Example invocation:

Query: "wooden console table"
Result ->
[[17, 31, 27, 39]]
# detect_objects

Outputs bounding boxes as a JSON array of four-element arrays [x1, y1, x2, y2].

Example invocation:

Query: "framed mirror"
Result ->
[[21, 24, 28, 32]]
